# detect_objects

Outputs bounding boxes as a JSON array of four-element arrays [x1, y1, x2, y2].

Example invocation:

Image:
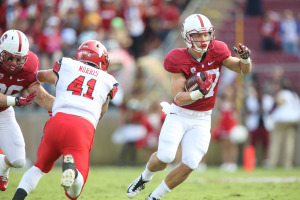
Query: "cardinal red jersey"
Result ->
[[164, 40, 231, 111], [0, 51, 39, 112]]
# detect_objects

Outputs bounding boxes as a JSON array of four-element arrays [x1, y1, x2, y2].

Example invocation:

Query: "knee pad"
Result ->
[[11, 158, 26, 168], [157, 152, 176, 164]]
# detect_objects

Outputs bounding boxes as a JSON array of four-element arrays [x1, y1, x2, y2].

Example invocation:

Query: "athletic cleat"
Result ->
[[145, 194, 160, 200], [61, 155, 75, 191], [0, 175, 8, 191], [127, 175, 149, 198]]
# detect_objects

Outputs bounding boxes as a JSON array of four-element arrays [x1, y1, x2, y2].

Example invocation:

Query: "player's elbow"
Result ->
[[174, 98, 185, 106]]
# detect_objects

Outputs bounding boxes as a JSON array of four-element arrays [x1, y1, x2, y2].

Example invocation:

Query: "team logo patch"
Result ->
[[0, 73, 4, 79], [190, 67, 196, 73]]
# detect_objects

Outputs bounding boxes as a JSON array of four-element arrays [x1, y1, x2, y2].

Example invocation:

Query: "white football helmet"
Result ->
[[0, 30, 29, 74], [181, 14, 215, 53]]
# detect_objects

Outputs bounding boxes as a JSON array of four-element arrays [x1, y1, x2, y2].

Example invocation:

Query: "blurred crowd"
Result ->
[[0, 0, 186, 63], [0, 0, 186, 98], [259, 9, 300, 57]]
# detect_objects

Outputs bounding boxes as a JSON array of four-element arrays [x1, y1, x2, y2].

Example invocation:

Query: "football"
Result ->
[[185, 72, 206, 91]]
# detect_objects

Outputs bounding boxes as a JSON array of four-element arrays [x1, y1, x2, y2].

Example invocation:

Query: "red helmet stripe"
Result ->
[[196, 15, 204, 27], [16, 31, 22, 52]]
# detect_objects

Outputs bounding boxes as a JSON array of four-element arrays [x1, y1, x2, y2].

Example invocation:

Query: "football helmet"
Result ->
[[181, 14, 215, 53], [76, 40, 110, 71], [0, 30, 29, 74]]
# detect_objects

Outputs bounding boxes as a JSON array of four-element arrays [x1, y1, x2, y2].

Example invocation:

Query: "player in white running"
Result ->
[[127, 13, 252, 200], [12, 40, 118, 200]]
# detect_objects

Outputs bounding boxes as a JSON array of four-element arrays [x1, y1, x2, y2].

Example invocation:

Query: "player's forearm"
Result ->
[[34, 94, 54, 111], [0, 93, 10, 107], [99, 98, 110, 122], [240, 61, 252, 74], [174, 91, 197, 106]]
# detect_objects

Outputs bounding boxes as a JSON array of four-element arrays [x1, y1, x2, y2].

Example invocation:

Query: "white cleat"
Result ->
[[127, 175, 149, 198]]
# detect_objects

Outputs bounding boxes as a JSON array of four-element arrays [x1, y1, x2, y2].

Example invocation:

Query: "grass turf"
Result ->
[[2, 166, 300, 200]]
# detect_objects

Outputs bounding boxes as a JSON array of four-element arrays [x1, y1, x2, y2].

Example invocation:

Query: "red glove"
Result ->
[[108, 83, 119, 99], [48, 110, 53, 117], [15, 91, 37, 107], [233, 43, 251, 59], [198, 72, 213, 95]]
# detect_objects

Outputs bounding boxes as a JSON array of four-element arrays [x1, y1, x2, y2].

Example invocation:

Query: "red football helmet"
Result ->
[[0, 30, 29, 74], [76, 40, 110, 71]]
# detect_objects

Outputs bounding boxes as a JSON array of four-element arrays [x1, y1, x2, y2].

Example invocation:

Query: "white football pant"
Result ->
[[157, 104, 211, 169]]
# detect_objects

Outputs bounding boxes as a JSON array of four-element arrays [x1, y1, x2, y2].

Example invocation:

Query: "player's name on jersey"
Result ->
[[78, 65, 99, 77]]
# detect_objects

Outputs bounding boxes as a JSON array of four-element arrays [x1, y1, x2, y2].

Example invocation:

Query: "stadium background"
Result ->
[[1, 0, 300, 167]]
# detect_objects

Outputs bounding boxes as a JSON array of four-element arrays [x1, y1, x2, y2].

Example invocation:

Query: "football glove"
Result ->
[[15, 91, 37, 107], [198, 72, 213, 95], [108, 83, 119, 99], [233, 43, 251, 60]]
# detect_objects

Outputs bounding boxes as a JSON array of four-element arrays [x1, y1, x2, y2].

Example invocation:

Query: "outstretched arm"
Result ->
[[223, 43, 252, 74], [26, 70, 58, 111], [0, 91, 37, 107]]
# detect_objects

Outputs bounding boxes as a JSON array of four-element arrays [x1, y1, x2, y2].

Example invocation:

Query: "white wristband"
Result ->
[[241, 57, 251, 64], [190, 90, 204, 100], [6, 96, 16, 106]]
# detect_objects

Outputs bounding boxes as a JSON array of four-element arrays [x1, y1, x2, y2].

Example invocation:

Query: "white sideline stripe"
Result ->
[[188, 177, 300, 183]]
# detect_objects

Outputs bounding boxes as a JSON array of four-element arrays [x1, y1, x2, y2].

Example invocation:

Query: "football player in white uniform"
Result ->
[[127, 14, 252, 200], [0, 30, 54, 192], [12, 40, 118, 200]]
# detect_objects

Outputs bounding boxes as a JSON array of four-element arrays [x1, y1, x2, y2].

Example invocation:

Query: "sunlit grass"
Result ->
[[2, 166, 300, 199]]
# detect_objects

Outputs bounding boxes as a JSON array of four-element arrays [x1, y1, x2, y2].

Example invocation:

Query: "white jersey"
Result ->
[[52, 57, 118, 128]]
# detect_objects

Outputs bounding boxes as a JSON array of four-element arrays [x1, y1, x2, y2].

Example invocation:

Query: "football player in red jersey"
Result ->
[[127, 14, 252, 200], [0, 30, 54, 192], [12, 40, 118, 200]]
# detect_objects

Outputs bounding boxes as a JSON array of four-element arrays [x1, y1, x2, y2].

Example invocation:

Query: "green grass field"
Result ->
[[2, 166, 300, 200]]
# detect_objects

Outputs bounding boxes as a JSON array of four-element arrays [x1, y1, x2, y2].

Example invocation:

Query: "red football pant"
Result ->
[[34, 112, 95, 183]]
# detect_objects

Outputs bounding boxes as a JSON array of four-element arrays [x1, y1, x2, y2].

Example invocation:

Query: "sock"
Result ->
[[17, 166, 45, 194], [141, 163, 155, 181], [12, 188, 27, 200], [0, 154, 10, 175], [150, 180, 171, 199], [67, 170, 84, 198]]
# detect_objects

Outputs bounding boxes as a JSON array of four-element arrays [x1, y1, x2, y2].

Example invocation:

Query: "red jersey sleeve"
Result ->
[[164, 48, 191, 75], [210, 41, 231, 61], [22, 51, 39, 83]]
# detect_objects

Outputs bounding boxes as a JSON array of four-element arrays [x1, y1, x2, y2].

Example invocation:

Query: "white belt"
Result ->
[[160, 102, 212, 117]]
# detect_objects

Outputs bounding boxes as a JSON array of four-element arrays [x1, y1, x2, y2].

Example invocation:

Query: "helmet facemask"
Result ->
[[0, 50, 28, 74], [0, 30, 29, 74]]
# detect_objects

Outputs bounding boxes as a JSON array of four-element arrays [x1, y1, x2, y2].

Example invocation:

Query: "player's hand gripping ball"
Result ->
[[185, 71, 213, 95], [185, 72, 205, 91]]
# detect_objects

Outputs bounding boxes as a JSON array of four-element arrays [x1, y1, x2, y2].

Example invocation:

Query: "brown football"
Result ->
[[185, 72, 206, 91]]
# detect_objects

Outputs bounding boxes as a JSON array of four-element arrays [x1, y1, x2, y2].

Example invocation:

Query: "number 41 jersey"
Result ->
[[52, 57, 118, 128]]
